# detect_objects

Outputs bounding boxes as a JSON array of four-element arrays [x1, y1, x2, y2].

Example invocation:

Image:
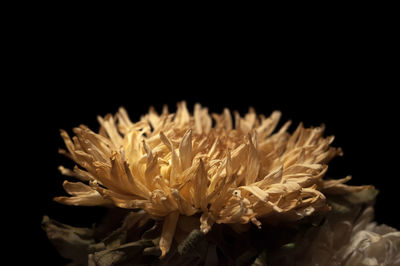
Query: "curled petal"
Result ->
[[54, 181, 111, 206]]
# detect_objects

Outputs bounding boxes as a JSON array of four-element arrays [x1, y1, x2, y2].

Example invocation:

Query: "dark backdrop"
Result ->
[[7, 8, 396, 265], [12, 21, 394, 263]]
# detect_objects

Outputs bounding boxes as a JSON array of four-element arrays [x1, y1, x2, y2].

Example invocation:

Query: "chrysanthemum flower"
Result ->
[[55, 102, 369, 257]]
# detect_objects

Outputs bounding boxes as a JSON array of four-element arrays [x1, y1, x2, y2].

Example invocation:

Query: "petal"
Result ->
[[241, 185, 269, 202], [159, 211, 180, 258], [54, 181, 111, 206], [179, 129, 192, 170], [245, 136, 260, 185], [193, 160, 208, 211]]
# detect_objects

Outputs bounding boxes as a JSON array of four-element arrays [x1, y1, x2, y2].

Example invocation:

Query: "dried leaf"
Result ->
[[42, 216, 95, 264]]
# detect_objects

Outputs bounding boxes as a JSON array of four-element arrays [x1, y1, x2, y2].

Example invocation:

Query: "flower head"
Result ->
[[56, 102, 369, 256]]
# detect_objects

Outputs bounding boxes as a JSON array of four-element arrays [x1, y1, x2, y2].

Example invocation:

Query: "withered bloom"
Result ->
[[54, 102, 370, 257]]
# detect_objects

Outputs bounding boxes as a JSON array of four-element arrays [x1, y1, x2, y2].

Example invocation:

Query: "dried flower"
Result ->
[[55, 102, 370, 257]]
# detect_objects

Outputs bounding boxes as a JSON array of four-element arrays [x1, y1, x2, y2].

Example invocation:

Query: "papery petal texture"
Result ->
[[56, 102, 371, 256]]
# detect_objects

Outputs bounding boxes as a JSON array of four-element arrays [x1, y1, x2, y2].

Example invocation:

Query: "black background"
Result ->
[[15, 19, 398, 265]]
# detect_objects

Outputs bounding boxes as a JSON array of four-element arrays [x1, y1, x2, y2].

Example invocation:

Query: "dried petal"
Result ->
[[159, 211, 180, 258], [54, 101, 372, 257]]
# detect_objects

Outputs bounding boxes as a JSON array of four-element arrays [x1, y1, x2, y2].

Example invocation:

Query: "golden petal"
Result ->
[[193, 160, 207, 211], [241, 185, 269, 202], [159, 211, 179, 258], [160, 131, 181, 186], [179, 129, 192, 170], [97, 114, 123, 148], [245, 136, 260, 185], [54, 181, 111, 206]]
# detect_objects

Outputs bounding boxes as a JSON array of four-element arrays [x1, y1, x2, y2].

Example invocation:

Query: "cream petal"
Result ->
[[55, 181, 111, 206], [160, 131, 181, 187], [241, 185, 269, 202], [159, 211, 179, 258], [193, 160, 207, 211], [245, 136, 260, 185], [179, 129, 192, 170]]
